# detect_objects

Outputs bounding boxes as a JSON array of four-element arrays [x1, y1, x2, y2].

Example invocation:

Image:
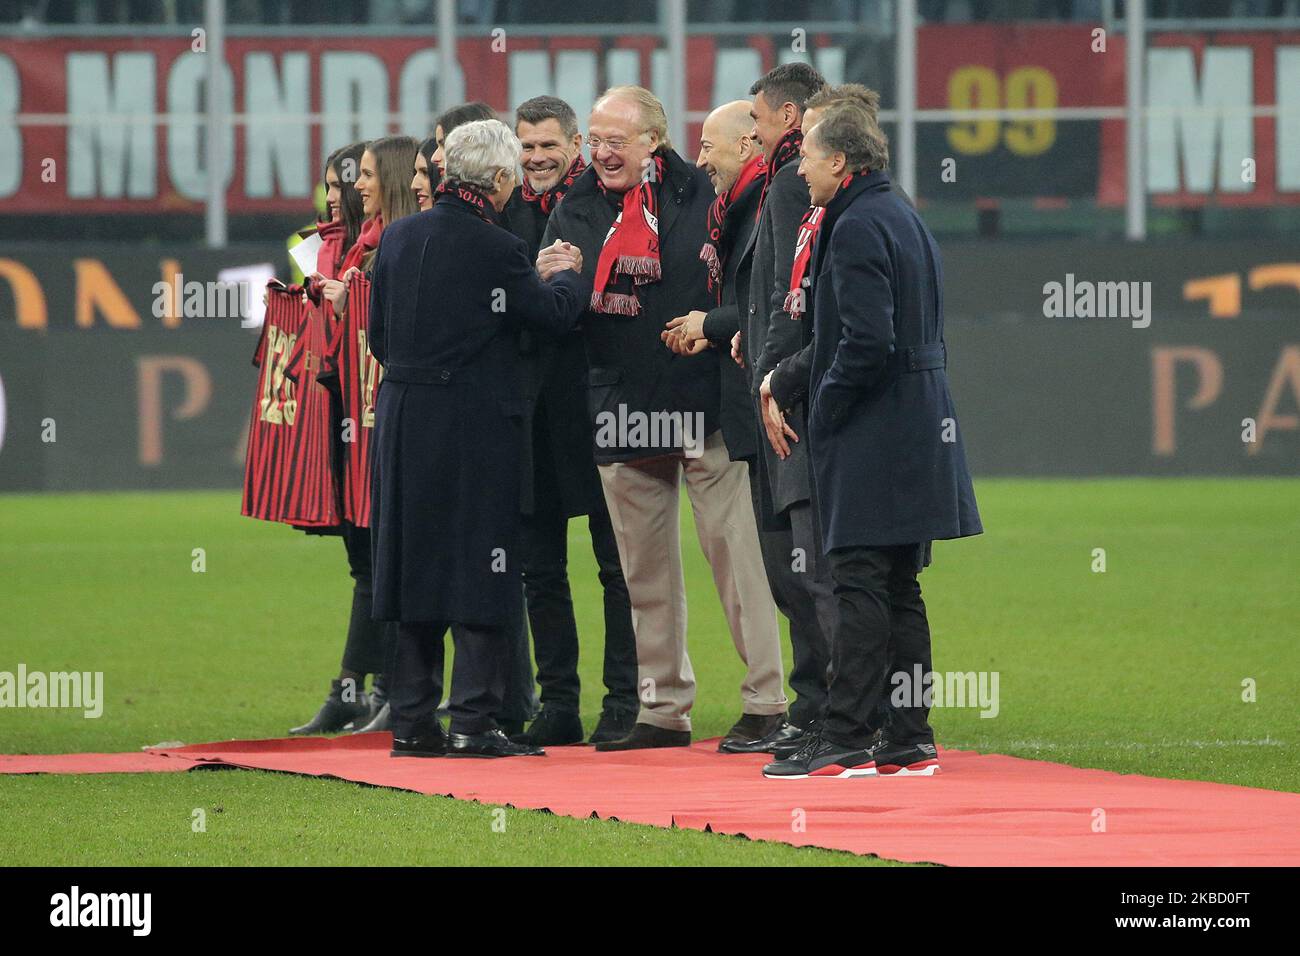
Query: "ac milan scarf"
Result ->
[[435, 179, 501, 225], [783, 170, 872, 319], [520, 154, 587, 215], [590, 152, 667, 316], [782, 205, 825, 319], [699, 153, 766, 300], [757, 127, 803, 216], [340, 215, 383, 275]]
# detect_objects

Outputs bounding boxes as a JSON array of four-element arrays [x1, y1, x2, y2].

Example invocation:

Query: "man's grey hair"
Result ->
[[444, 119, 522, 190], [807, 100, 890, 173]]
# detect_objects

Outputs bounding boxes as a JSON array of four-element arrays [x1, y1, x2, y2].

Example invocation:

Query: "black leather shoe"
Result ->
[[448, 728, 545, 757], [768, 720, 816, 759], [718, 712, 790, 754], [514, 709, 584, 746], [752, 720, 808, 754], [390, 724, 447, 757], [588, 708, 637, 745], [352, 700, 391, 734], [594, 721, 691, 752], [289, 679, 370, 735]]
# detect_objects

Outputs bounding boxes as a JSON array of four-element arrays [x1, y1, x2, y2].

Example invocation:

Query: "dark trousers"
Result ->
[[749, 472, 835, 728], [823, 544, 935, 750], [521, 463, 637, 718], [339, 521, 395, 678], [389, 620, 508, 737], [498, 588, 536, 726]]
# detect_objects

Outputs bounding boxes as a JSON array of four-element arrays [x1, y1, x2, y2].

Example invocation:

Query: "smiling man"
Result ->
[[501, 96, 639, 749], [761, 100, 983, 780], [540, 86, 786, 752]]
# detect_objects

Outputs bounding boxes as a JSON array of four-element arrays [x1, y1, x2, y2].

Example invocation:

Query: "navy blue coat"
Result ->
[[367, 199, 592, 625], [805, 171, 982, 551]]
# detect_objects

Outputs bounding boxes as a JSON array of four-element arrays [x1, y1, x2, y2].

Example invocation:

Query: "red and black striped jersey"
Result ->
[[322, 271, 382, 527], [241, 285, 340, 527]]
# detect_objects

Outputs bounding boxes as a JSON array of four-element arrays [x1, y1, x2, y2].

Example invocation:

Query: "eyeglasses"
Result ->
[[587, 134, 644, 154]]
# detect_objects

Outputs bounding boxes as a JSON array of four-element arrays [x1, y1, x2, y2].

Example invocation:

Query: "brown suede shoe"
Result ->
[[593, 721, 691, 752]]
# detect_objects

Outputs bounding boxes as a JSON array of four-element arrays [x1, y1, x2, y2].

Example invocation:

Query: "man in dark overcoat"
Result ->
[[368, 119, 590, 759], [762, 101, 982, 780]]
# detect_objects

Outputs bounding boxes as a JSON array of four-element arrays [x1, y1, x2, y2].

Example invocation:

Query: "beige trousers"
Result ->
[[597, 430, 787, 731]]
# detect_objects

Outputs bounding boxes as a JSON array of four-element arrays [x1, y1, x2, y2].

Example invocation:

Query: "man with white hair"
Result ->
[[539, 87, 787, 752], [368, 119, 591, 759]]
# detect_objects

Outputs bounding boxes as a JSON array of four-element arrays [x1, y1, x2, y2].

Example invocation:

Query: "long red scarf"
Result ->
[[340, 215, 383, 275], [699, 153, 765, 299], [520, 154, 586, 215], [757, 127, 803, 217], [591, 152, 667, 316], [783, 171, 869, 319], [435, 179, 499, 224]]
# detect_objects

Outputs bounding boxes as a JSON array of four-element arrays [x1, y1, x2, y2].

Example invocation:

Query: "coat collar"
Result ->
[[810, 169, 891, 275], [735, 160, 807, 269], [563, 148, 698, 241]]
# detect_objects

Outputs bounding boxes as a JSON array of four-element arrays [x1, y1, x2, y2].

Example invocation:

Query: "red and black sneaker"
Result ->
[[870, 741, 941, 776], [762, 729, 878, 779]]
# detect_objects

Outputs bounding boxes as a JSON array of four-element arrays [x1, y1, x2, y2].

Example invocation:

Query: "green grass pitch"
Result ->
[[1, 479, 1296, 865]]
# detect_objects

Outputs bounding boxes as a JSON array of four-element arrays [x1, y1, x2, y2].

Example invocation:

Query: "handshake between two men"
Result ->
[[536, 239, 584, 280]]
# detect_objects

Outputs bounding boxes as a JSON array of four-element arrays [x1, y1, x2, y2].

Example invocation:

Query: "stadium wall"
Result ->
[[0, 240, 1296, 491]]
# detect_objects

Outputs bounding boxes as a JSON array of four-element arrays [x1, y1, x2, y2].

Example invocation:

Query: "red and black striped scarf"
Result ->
[[591, 152, 667, 316], [784, 170, 871, 319], [699, 153, 766, 301], [757, 126, 803, 217], [435, 179, 501, 225], [520, 154, 587, 215]]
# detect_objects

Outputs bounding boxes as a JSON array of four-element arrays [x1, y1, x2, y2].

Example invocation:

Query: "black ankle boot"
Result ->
[[352, 700, 391, 734], [289, 679, 370, 735]]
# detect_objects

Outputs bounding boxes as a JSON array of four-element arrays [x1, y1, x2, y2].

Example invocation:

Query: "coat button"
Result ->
[[748, 304, 757, 314], [439, 370, 450, 382]]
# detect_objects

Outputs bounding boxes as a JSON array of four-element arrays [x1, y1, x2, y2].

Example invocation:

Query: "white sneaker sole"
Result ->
[[876, 761, 942, 777], [764, 765, 879, 780]]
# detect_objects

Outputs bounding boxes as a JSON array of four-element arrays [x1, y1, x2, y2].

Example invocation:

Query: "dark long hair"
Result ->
[[418, 136, 441, 191], [325, 141, 367, 259], [436, 101, 495, 139]]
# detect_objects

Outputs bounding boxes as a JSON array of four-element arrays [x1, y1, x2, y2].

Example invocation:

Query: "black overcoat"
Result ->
[[805, 171, 982, 551], [541, 150, 721, 464], [501, 188, 604, 517], [696, 173, 761, 463], [367, 199, 592, 625]]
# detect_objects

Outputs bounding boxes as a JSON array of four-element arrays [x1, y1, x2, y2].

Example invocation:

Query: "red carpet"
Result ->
[[5, 736, 1299, 866]]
